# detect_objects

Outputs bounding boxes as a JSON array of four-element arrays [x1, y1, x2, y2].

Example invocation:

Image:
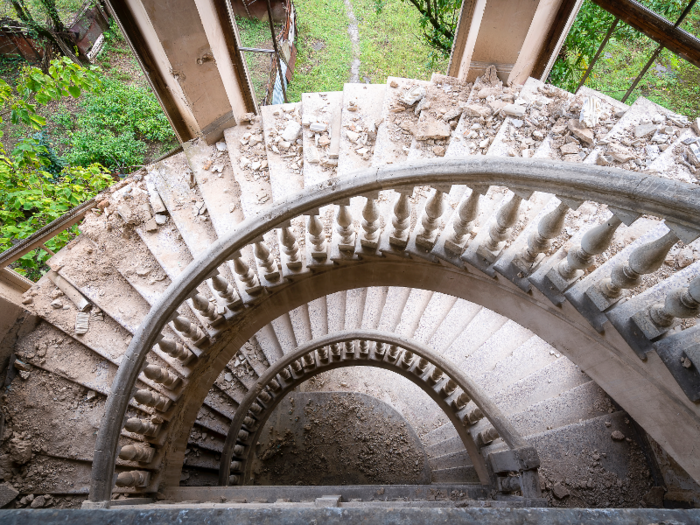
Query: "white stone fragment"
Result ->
[[346, 130, 359, 143], [240, 156, 251, 169], [281, 121, 302, 142], [579, 96, 601, 128], [155, 214, 168, 225], [310, 122, 328, 132], [400, 85, 426, 106], [216, 142, 227, 152], [503, 104, 526, 118]]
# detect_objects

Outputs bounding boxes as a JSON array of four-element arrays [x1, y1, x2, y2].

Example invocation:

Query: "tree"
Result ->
[[1, 57, 112, 280]]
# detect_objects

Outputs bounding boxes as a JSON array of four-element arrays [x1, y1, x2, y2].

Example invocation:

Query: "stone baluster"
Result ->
[[515, 202, 569, 273], [441, 379, 457, 397], [317, 347, 329, 363], [124, 417, 159, 437], [249, 402, 263, 416], [302, 353, 316, 369], [648, 276, 700, 329], [258, 390, 272, 404], [416, 357, 430, 374], [144, 365, 182, 389], [452, 392, 470, 410], [374, 342, 387, 358], [330, 343, 342, 359], [173, 316, 205, 345], [389, 193, 411, 249], [233, 445, 245, 457], [308, 214, 327, 261], [231, 461, 242, 472], [481, 194, 523, 255], [359, 340, 370, 358], [279, 225, 302, 270], [243, 416, 257, 429], [279, 368, 292, 382], [336, 205, 356, 251], [115, 470, 150, 488], [428, 367, 443, 385], [344, 341, 355, 357], [211, 275, 242, 310], [445, 190, 480, 255], [134, 389, 171, 411], [360, 197, 381, 249], [387, 345, 400, 362], [192, 294, 220, 323], [478, 426, 500, 446], [463, 407, 483, 426], [416, 190, 446, 250], [291, 360, 303, 374], [238, 429, 249, 443], [254, 241, 280, 282], [118, 444, 155, 463], [232, 252, 262, 295], [158, 338, 194, 364], [590, 230, 679, 308], [229, 475, 240, 485], [555, 215, 622, 283], [401, 350, 414, 369], [500, 476, 522, 493]]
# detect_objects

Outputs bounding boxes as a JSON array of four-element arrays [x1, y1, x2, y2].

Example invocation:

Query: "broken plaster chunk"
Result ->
[[415, 119, 451, 141], [346, 130, 360, 143], [464, 104, 491, 119], [281, 121, 302, 142], [155, 214, 168, 225], [502, 104, 526, 118], [552, 482, 570, 499], [144, 218, 158, 232], [51, 299, 63, 309], [692, 117, 700, 135], [240, 156, 251, 169], [634, 123, 657, 139], [607, 143, 635, 163], [307, 145, 321, 164], [249, 135, 263, 147], [560, 142, 580, 155], [400, 85, 426, 106], [567, 119, 595, 145], [309, 122, 327, 133], [432, 145, 446, 157], [318, 136, 330, 147], [442, 108, 462, 122], [75, 311, 90, 335], [216, 141, 227, 152], [611, 430, 625, 441], [389, 80, 399, 88], [579, 96, 601, 128], [688, 143, 700, 167]]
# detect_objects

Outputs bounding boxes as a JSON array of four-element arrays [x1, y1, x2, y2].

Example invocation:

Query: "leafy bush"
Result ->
[[1, 57, 113, 280], [58, 75, 176, 172]]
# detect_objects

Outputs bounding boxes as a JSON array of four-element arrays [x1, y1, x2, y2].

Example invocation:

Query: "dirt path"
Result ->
[[343, 0, 361, 83]]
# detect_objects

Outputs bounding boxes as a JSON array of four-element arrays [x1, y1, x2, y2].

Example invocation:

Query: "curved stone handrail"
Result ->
[[217, 330, 538, 495], [89, 157, 700, 502]]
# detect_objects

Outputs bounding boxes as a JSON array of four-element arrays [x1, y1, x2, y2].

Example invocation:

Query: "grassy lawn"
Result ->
[[551, 0, 700, 119]]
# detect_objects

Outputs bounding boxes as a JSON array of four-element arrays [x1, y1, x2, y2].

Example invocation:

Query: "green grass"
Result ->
[[285, 0, 354, 101], [236, 16, 278, 104], [351, 0, 449, 83]]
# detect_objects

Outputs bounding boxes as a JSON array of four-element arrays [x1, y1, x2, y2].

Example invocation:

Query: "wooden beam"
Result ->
[[590, 0, 700, 69], [531, 0, 580, 80]]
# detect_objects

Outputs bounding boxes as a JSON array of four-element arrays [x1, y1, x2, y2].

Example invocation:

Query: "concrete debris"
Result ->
[[692, 117, 700, 135], [687, 143, 700, 167], [309, 122, 327, 132], [502, 104, 526, 118], [240, 156, 251, 169], [0, 483, 19, 507], [651, 132, 669, 144], [611, 430, 625, 441], [415, 120, 451, 141], [432, 145, 446, 157], [240, 112, 255, 123], [651, 114, 665, 124], [390, 80, 399, 88], [86, 390, 97, 400], [224, 373, 233, 382], [464, 104, 492, 119], [645, 145, 660, 160], [50, 299, 63, 309], [346, 130, 359, 143], [682, 136, 697, 145], [568, 119, 595, 145], [560, 142, 580, 155], [552, 482, 570, 499], [400, 85, 426, 106], [307, 145, 321, 164], [281, 121, 302, 142], [155, 214, 168, 225], [215, 141, 227, 152], [676, 247, 696, 268], [318, 136, 330, 147], [75, 311, 90, 335], [607, 143, 635, 163], [442, 108, 462, 122], [579, 96, 601, 128], [144, 218, 158, 232], [13, 359, 30, 372]]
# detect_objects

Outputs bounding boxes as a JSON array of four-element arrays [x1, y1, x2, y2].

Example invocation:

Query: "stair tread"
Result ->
[[427, 300, 482, 353], [377, 287, 411, 332], [426, 435, 464, 458], [429, 449, 472, 470], [431, 465, 479, 483], [372, 77, 430, 167], [345, 287, 368, 331], [443, 308, 508, 363], [302, 91, 343, 187], [460, 319, 533, 379], [149, 152, 218, 257], [289, 304, 313, 345], [327, 290, 347, 333], [260, 103, 304, 203], [395, 288, 434, 338], [223, 117, 274, 218], [254, 323, 285, 365], [413, 293, 458, 345], [339, 83, 386, 177], [308, 297, 329, 339], [407, 73, 471, 162], [271, 313, 299, 354], [361, 286, 389, 331], [423, 422, 460, 447]]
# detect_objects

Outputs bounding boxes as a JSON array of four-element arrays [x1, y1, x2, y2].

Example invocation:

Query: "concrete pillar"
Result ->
[[106, 0, 256, 144]]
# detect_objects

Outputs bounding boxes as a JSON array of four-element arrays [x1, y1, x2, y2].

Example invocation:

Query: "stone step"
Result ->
[[412, 292, 458, 345], [270, 313, 299, 354], [429, 449, 472, 470], [426, 300, 482, 353], [261, 103, 304, 203], [254, 323, 285, 365], [361, 286, 389, 331], [307, 297, 329, 339], [423, 423, 461, 448], [431, 465, 479, 484], [459, 320, 533, 380], [289, 304, 313, 345], [395, 288, 434, 339], [377, 287, 411, 332], [426, 435, 464, 459], [339, 83, 386, 178], [443, 308, 508, 363], [345, 287, 368, 331], [302, 91, 343, 187], [327, 290, 347, 333]]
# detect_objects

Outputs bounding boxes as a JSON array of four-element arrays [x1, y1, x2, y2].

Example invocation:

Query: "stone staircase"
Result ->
[[3, 66, 700, 511]]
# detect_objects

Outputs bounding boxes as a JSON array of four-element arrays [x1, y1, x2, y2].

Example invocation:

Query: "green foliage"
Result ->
[[56, 75, 176, 172], [0, 57, 112, 280]]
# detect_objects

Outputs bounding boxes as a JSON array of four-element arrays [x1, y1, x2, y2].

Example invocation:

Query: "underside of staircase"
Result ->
[[1, 66, 700, 518]]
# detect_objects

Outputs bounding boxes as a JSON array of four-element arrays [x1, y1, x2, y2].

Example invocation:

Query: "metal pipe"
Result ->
[[239, 47, 276, 53], [576, 17, 619, 93]]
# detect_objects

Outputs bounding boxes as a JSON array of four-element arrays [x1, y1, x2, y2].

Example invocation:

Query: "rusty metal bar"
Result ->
[[575, 17, 619, 93], [265, 0, 288, 104]]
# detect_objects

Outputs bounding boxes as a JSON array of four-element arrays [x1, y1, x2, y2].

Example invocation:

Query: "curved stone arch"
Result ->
[[217, 330, 538, 493], [89, 158, 700, 502]]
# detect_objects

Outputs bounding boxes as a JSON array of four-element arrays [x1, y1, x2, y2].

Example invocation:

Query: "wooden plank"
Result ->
[[590, 0, 700, 69], [531, 0, 580, 80]]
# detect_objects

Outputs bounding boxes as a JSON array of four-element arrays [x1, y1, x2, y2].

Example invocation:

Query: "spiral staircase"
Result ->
[[1, 67, 700, 521]]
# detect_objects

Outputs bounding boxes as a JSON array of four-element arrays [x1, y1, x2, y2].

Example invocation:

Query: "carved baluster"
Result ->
[[428, 367, 443, 385], [291, 359, 303, 374], [233, 444, 245, 457], [269, 379, 282, 392], [302, 353, 316, 369], [359, 340, 370, 358], [173, 316, 205, 345], [232, 252, 261, 295], [400, 350, 414, 369], [514, 202, 569, 274], [192, 294, 220, 323], [452, 392, 470, 410], [124, 417, 159, 437], [441, 379, 457, 397], [229, 475, 240, 485], [360, 197, 381, 249], [389, 193, 411, 249], [647, 276, 700, 329], [308, 214, 327, 261], [416, 190, 446, 250], [144, 365, 182, 389], [115, 470, 150, 488], [118, 444, 155, 463], [134, 389, 171, 411], [374, 342, 387, 358], [279, 226, 302, 269], [254, 241, 280, 282], [463, 407, 484, 426], [481, 194, 522, 256], [279, 368, 292, 381], [243, 415, 257, 429], [211, 275, 242, 310], [330, 343, 342, 359], [387, 345, 400, 362], [445, 190, 480, 255], [318, 347, 329, 363], [344, 341, 355, 358], [158, 338, 194, 364], [249, 402, 263, 415], [416, 357, 430, 374], [238, 429, 250, 443], [478, 426, 500, 446], [258, 390, 272, 404], [336, 205, 356, 251], [589, 230, 679, 308], [554, 215, 622, 285], [230, 461, 242, 472]]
